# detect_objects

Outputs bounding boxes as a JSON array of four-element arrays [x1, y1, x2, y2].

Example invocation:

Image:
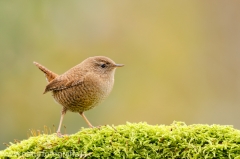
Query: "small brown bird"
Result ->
[[33, 56, 123, 136]]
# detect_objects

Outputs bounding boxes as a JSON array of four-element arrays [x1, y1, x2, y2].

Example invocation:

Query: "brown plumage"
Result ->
[[33, 56, 124, 136]]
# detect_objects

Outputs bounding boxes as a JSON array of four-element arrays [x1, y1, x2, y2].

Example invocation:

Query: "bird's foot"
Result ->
[[56, 131, 68, 137], [91, 125, 102, 129], [57, 131, 63, 137]]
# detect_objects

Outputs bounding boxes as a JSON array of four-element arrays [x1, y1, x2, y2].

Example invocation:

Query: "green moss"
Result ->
[[1, 122, 240, 158]]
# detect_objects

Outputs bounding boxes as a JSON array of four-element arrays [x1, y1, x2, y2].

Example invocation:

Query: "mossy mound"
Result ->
[[1, 122, 240, 158]]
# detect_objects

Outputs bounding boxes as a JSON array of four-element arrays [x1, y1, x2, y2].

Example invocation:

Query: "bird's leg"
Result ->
[[57, 108, 67, 137], [79, 112, 94, 128]]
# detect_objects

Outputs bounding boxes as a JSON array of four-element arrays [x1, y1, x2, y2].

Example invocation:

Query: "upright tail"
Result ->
[[33, 62, 58, 83]]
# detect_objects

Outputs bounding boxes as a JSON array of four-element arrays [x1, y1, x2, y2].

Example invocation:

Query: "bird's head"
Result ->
[[83, 56, 124, 75]]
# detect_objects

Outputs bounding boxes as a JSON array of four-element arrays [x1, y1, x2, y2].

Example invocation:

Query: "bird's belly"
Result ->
[[52, 83, 107, 113]]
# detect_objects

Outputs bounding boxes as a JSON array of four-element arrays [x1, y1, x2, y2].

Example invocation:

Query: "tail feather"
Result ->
[[33, 61, 58, 83]]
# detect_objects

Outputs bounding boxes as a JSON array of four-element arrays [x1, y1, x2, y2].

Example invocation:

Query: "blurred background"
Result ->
[[1, 0, 240, 150]]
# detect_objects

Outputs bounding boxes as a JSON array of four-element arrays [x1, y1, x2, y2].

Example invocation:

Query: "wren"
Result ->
[[33, 56, 123, 136]]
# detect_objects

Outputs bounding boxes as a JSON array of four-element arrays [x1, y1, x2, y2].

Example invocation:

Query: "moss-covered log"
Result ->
[[1, 122, 240, 158]]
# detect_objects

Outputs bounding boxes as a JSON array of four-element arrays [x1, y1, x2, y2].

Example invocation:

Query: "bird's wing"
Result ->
[[43, 71, 87, 94]]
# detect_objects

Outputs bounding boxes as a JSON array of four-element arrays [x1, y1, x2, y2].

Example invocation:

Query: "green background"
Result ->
[[1, 1, 240, 150]]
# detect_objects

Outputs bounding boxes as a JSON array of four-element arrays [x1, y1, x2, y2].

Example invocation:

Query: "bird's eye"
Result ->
[[101, 64, 106, 68]]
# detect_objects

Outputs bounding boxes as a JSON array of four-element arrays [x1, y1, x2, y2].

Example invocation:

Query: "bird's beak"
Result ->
[[114, 64, 124, 67]]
